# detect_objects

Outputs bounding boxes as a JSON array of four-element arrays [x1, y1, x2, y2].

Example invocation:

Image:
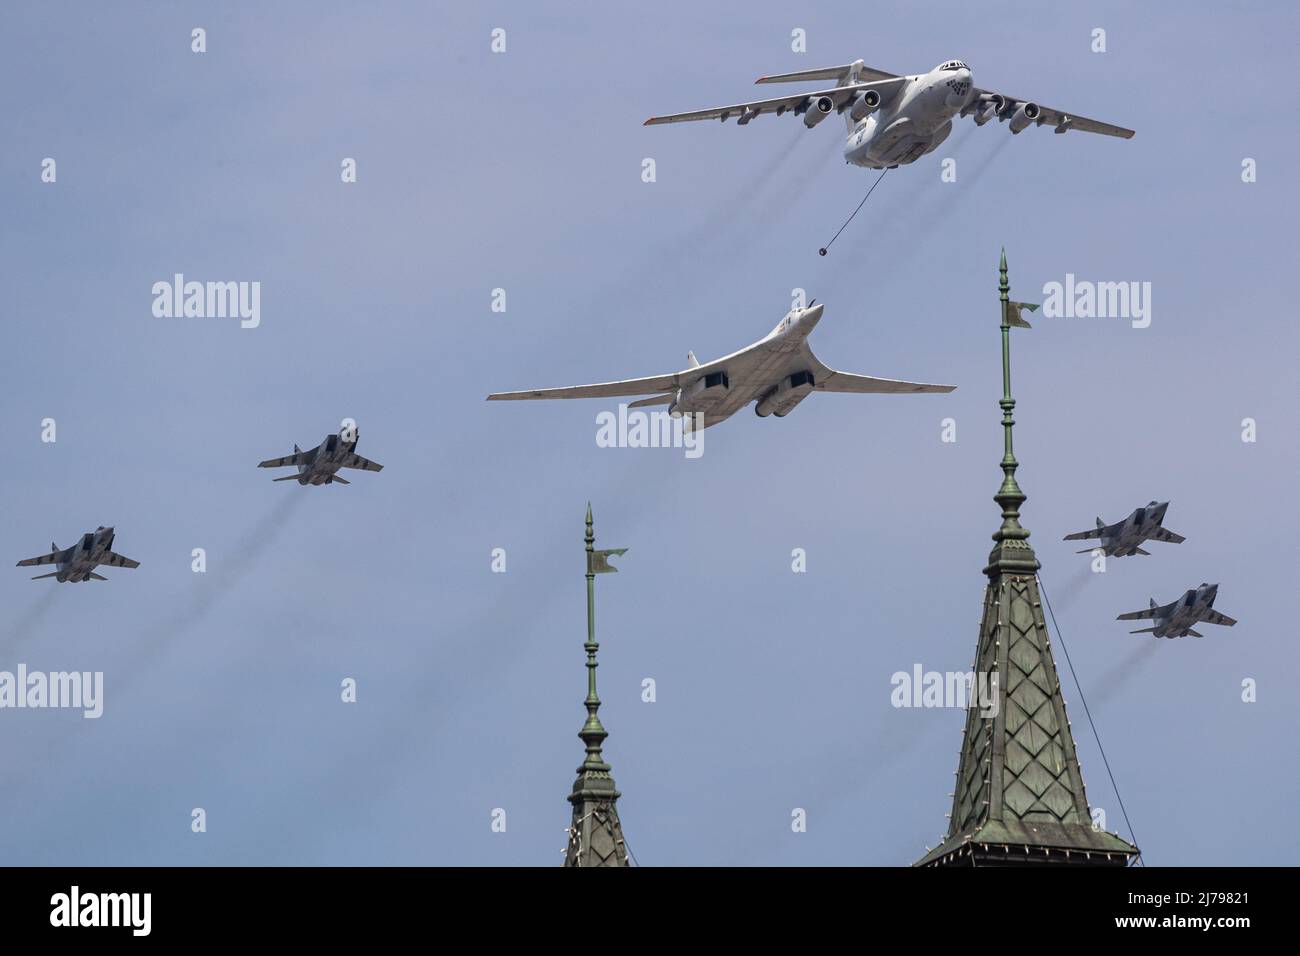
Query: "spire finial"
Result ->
[[580, 505, 607, 770], [985, 250, 1038, 577], [565, 505, 630, 866]]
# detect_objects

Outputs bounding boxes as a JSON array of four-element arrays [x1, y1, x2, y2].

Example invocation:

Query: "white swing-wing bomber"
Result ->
[[646, 58, 1133, 169], [487, 302, 954, 430]]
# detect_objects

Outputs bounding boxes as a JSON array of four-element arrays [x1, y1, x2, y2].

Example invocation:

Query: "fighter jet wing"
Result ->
[[98, 550, 140, 569], [644, 78, 907, 126], [258, 451, 312, 469], [341, 453, 383, 472], [1063, 527, 1106, 541], [1117, 604, 1171, 621], [1147, 527, 1186, 544], [1201, 609, 1237, 627], [813, 369, 955, 394], [16, 549, 68, 567], [968, 87, 1134, 138]]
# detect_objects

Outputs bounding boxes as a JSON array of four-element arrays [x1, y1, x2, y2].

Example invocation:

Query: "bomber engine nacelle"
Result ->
[[847, 89, 881, 122], [755, 371, 816, 418], [669, 371, 730, 418], [801, 95, 834, 128], [970, 93, 1004, 126], [1007, 102, 1040, 134]]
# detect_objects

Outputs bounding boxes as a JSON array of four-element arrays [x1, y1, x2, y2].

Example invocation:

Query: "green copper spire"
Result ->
[[984, 249, 1040, 579], [917, 253, 1139, 867], [579, 503, 610, 773], [564, 504, 630, 867]]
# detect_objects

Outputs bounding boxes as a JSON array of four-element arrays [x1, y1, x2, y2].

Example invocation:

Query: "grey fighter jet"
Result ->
[[1117, 583, 1237, 638], [17, 526, 140, 582], [258, 430, 383, 485], [486, 302, 954, 430], [1064, 501, 1185, 557]]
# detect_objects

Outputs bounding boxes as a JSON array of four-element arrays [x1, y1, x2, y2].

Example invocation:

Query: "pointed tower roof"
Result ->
[[563, 504, 630, 867], [916, 253, 1139, 867]]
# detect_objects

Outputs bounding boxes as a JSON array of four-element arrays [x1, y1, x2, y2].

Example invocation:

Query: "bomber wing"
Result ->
[[814, 371, 955, 394]]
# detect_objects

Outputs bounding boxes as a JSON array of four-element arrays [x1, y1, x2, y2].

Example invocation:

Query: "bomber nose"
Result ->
[[801, 303, 824, 329]]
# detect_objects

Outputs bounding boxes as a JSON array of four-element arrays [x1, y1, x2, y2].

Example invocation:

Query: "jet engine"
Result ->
[[971, 93, 1004, 126], [847, 89, 881, 122], [669, 371, 730, 418], [1008, 102, 1040, 134], [755, 371, 815, 418], [802, 95, 834, 128]]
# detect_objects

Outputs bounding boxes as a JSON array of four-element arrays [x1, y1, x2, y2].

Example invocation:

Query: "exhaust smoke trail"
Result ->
[[3, 589, 59, 659], [1091, 640, 1160, 707], [1049, 563, 1099, 615], [110, 492, 306, 694]]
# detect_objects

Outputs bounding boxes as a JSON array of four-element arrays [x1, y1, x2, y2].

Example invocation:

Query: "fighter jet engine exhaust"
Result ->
[[818, 168, 889, 256]]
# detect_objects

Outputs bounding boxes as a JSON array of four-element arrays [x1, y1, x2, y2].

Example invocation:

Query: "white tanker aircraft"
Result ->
[[645, 58, 1134, 169], [487, 301, 954, 430]]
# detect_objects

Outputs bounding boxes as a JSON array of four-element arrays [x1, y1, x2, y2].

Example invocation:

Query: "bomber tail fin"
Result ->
[[686, 351, 700, 369]]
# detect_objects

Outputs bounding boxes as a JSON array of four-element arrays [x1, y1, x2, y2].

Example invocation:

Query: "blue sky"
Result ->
[[1, 1, 1296, 865]]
